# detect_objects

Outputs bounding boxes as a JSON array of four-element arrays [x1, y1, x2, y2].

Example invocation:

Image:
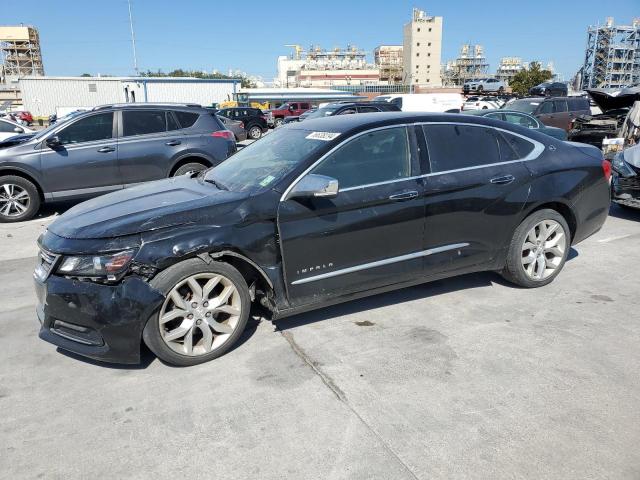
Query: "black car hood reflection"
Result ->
[[48, 176, 248, 240]]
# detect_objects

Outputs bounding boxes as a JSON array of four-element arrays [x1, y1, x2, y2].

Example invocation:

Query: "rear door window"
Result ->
[[553, 100, 568, 112], [358, 106, 380, 113], [503, 113, 537, 129], [538, 102, 554, 114], [123, 110, 166, 137], [0, 120, 17, 132], [422, 124, 501, 172], [499, 131, 535, 159], [166, 111, 180, 131], [174, 111, 199, 128], [312, 127, 411, 189]]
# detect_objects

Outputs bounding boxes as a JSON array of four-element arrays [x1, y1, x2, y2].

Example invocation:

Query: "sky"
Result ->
[[5, 0, 640, 81]]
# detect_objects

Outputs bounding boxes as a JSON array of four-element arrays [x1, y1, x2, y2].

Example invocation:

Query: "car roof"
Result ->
[[288, 111, 522, 135], [93, 102, 208, 112]]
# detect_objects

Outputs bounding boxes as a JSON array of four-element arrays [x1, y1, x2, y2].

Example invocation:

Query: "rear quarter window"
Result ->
[[174, 111, 199, 128]]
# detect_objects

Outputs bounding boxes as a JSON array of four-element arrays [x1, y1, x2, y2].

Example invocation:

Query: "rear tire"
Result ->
[[501, 209, 570, 288], [0, 175, 40, 223], [248, 125, 262, 140], [172, 162, 208, 177], [143, 258, 251, 366]]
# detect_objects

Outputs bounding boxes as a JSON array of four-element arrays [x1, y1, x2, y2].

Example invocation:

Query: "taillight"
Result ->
[[239, 122, 244, 129], [602, 159, 611, 181], [211, 130, 234, 140]]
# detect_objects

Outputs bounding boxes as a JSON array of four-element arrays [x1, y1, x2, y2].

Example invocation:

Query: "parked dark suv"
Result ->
[[506, 97, 590, 131], [34, 112, 611, 366], [0, 103, 235, 222], [529, 82, 568, 97], [215, 107, 268, 140], [284, 101, 401, 123]]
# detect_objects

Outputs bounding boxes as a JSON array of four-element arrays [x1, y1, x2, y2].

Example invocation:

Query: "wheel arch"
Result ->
[[168, 154, 214, 177], [521, 200, 577, 242], [206, 250, 274, 294], [0, 166, 45, 201]]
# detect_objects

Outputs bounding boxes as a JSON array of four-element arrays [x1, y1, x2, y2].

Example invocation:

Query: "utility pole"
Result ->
[[127, 0, 139, 75]]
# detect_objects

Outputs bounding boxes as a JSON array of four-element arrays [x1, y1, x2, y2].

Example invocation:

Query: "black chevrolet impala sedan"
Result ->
[[34, 113, 611, 366]]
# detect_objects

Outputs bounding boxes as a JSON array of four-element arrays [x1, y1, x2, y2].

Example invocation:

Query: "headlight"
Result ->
[[611, 152, 636, 178], [57, 250, 135, 281]]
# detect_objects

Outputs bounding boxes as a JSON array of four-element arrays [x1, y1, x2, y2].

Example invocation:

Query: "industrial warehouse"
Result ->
[[1, 2, 640, 480]]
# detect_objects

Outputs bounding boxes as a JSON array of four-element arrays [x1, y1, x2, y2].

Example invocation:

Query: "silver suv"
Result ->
[[463, 78, 505, 94]]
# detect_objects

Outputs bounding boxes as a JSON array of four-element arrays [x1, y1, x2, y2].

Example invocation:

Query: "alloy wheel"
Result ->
[[158, 273, 242, 356], [0, 183, 30, 217], [249, 126, 262, 139], [521, 219, 567, 280]]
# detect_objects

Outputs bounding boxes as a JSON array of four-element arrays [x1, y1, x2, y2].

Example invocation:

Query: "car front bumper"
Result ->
[[35, 274, 165, 364]]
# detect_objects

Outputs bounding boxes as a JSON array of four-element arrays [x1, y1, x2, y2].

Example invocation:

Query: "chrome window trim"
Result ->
[[279, 121, 545, 200], [280, 123, 413, 201], [291, 243, 469, 285]]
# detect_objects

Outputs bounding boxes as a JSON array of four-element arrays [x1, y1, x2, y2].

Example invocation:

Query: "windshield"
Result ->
[[204, 127, 334, 193], [304, 106, 341, 119], [505, 99, 540, 114]]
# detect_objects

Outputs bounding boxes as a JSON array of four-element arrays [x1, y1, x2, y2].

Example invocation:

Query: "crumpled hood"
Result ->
[[48, 176, 248, 240], [587, 87, 640, 112]]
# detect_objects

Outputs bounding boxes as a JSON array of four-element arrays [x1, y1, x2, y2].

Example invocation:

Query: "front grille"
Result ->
[[34, 248, 59, 281]]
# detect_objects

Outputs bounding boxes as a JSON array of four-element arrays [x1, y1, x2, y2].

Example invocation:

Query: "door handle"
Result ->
[[165, 140, 182, 146], [389, 190, 419, 201], [97, 146, 115, 153], [490, 175, 515, 185]]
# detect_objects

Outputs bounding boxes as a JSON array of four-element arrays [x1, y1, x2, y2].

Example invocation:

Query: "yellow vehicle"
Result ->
[[217, 100, 271, 110]]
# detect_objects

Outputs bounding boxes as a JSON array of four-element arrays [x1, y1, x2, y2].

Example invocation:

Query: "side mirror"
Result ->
[[45, 135, 61, 148], [287, 174, 339, 200], [13, 126, 24, 134]]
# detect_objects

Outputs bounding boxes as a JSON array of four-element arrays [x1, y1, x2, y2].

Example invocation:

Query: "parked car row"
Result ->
[[505, 96, 591, 131], [0, 110, 34, 126], [214, 107, 268, 139], [284, 101, 400, 123]]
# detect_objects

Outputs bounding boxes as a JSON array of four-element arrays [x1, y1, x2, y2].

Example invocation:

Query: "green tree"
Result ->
[[80, 73, 92, 77], [509, 62, 553, 95]]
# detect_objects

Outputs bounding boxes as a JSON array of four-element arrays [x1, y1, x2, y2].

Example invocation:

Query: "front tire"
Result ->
[[143, 258, 251, 366], [501, 209, 570, 288], [0, 175, 40, 222], [274, 118, 284, 128]]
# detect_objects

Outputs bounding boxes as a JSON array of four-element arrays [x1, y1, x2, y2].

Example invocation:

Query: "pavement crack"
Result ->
[[279, 330, 347, 402], [278, 329, 421, 480]]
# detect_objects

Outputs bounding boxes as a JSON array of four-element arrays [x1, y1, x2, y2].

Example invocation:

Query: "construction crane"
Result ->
[[285, 44, 304, 60]]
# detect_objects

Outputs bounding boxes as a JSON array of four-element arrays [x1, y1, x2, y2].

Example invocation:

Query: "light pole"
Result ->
[[127, 0, 139, 75]]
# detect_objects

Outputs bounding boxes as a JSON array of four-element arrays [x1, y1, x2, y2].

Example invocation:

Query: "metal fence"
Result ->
[[332, 84, 410, 94]]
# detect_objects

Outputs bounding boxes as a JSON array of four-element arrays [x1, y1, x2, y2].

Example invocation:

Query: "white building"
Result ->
[[402, 8, 443, 87], [19, 76, 240, 117]]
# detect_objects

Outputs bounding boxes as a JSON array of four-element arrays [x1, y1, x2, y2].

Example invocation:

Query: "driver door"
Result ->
[[278, 126, 425, 307], [40, 111, 122, 199]]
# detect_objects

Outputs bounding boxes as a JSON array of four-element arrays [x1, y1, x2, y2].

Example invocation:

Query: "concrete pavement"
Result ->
[[1, 205, 639, 479]]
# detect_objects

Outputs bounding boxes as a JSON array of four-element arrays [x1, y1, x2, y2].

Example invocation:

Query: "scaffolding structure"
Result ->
[[303, 44, 373, 70], [442, 44, 489, 86], [0, 26, 44, 83], [374, 46, 403, 84], [496, 57, 524, 85], [581, 17, 640, 89]]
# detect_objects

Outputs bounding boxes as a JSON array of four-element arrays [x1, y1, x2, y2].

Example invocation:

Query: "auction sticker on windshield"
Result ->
[[306, 132, 340, 141]]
